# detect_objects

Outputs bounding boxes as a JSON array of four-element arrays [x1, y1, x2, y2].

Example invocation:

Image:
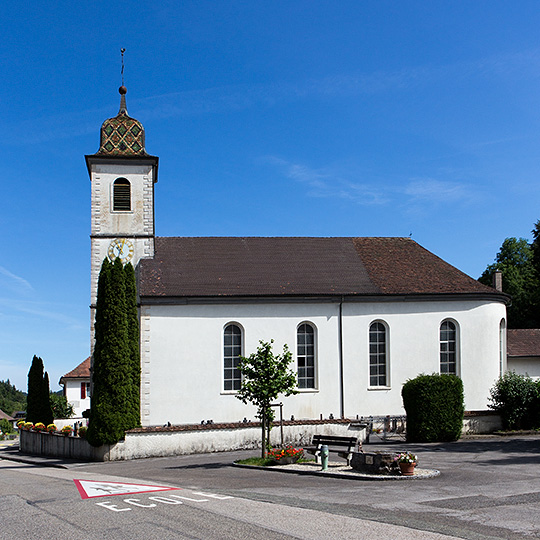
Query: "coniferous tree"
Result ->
[[26, 355, 43, 423], [26, 356, 53, 424], [41, 372, 54, 425], [87, 257, 140, 446], [124, 262, 141, 428]]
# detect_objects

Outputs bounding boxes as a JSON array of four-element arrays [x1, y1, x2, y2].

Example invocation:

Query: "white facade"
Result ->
[[139, 299, 506, 426], [63, 379, 91, 417]]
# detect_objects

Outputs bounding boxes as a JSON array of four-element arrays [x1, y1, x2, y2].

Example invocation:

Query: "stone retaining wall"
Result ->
[[19, 419, 366, 461]]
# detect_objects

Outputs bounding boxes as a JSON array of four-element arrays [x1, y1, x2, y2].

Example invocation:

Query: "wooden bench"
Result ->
[[305, 435, 359, 466]]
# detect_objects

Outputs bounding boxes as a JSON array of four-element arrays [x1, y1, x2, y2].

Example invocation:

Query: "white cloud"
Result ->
[[404, 179, 473, 204], [265, 157, 388, 206], [0, 266, 33, 294]]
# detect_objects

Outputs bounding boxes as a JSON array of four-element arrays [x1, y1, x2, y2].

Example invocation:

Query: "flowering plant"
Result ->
[[17, 420, 25, 429], [395, 452, 418, 464], [47, 424, 57, 433], [267, 446, 304, 461], [78, 426, 87, 438], [34, 422, 47, 432], [23, 422, 33, 431], [61, 425, 73, 435]]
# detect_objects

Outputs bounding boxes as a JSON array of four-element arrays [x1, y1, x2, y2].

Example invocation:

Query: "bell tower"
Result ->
[[85, 85, 158, 340]]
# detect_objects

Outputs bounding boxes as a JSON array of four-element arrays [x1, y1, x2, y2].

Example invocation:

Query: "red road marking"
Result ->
[[74, 479, 180, 499]]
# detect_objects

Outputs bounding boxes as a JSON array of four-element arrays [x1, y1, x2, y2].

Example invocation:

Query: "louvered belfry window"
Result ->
[[113, 178, 131, 211]]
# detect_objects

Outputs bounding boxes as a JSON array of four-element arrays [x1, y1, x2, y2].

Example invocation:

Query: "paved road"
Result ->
[[1, 435, 540, 539]]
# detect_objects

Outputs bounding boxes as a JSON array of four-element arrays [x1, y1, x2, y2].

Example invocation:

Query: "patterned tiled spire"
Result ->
[[96, 86, 147, 156]]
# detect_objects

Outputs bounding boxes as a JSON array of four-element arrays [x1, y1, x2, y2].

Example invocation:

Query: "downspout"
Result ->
[[338, 296, 345, 419]]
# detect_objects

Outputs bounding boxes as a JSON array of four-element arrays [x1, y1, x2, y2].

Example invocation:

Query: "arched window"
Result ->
[[297, 323, 316, 389], [224, 324, 242, 391], [113, 178, 131, 211], [499, 319, 506, 377], [369, 322, 388, 386], [440, 321, 458, 375]]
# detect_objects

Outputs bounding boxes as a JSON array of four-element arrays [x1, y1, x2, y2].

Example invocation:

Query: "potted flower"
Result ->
[[61, 425, 73, 436], [395, 452, 418, 476], [16, 420, 25, 430], [47, 424, 57, 433], [78, 426, 87, 438], [34, 422, 47, 432], [267, 446, 304, 465], [23, 422, 33, 431]]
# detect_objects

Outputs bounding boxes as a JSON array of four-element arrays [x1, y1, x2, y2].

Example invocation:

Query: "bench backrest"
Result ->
[[311, 434, 357, 449]]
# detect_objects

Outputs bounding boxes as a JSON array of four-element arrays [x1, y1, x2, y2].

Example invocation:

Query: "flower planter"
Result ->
[[399, 462, 416, 476]]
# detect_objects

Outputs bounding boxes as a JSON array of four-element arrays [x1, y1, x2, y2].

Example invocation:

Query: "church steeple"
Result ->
[[95, 85, 148, 157]]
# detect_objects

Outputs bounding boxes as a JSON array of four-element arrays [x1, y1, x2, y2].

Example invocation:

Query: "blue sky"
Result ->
[[2, 2, 540, 393]]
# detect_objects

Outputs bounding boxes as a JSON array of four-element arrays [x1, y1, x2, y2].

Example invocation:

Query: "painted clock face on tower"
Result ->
[[108, 238, 134, 264]]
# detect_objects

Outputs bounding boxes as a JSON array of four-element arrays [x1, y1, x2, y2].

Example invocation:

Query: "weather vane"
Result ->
[[121, 48, 126, 86]]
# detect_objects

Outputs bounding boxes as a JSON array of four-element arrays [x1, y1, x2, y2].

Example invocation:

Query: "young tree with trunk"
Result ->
[[236, 340, 298, 457]]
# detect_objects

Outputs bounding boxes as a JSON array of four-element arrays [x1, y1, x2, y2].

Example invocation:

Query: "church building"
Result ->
[[85, 87, 509, 427]]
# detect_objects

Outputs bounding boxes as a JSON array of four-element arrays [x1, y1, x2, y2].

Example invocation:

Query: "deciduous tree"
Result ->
[[236, 340, 298, 457], [478, 237, 539, 328]]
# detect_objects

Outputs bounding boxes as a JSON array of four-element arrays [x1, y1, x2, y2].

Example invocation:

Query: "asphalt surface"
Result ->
[[2, 434, 540, 539]]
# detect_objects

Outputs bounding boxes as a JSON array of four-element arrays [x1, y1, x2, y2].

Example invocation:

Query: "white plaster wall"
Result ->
[[140, 299, 506, 427], [89, 162, 155, 307], [64, 380, 91, 417], [507, 357, 540, 380]]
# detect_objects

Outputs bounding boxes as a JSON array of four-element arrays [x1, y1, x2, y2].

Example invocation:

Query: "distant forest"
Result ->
[[0, 380, 27, 416]]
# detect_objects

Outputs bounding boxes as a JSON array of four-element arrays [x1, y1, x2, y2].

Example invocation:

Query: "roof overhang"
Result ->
[[85, 154, 159, 183], [138, 292, 511, 306]]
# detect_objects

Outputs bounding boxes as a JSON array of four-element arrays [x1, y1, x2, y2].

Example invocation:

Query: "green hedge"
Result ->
[[402, 373, 464, 442]]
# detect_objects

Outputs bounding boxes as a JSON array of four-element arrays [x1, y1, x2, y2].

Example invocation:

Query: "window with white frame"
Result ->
[[223, 324, 242, 391], [440, 320, 458, 374], [113, 177, 131, 211], [369, 321, 388, 386], [297, 323, 316, 389]]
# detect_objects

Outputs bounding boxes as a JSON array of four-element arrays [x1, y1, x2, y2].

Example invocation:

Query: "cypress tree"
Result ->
[[87, 257, 141, 446], [42, 372, 54, 426], [124, 262, 141, 428], [26, 355, 44, 423], [87, 258, 128, 445], [26, 356, 53, 424]]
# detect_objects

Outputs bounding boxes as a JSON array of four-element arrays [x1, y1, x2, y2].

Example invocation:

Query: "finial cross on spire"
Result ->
[[119, 48, 127, 113], [121, 48, 126, 86]]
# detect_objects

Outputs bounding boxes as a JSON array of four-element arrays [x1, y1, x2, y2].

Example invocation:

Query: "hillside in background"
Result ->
[[0, 380, 27, 416]]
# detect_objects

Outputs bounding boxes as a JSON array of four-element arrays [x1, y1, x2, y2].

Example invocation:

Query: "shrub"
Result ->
[[0, 418, 14, 434], [488, 371, 540, 430], [402, 373, 464, 442]]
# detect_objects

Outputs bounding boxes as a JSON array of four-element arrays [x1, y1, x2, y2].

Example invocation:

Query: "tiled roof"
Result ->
[[0, 409, 14, 422], [138, 237, 503, 300], [507, 329, 540, 357], [60, 357, 91, 380]]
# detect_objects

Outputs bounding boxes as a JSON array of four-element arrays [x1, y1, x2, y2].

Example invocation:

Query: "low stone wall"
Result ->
[[462, 411, 502, 434], [19, 430, 110, 461], [19, 419, 366, 462], [19, 412, 502, 462]]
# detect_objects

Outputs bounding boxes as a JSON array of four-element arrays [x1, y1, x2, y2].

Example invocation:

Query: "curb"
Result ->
[[233, 462, 441, 481]]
